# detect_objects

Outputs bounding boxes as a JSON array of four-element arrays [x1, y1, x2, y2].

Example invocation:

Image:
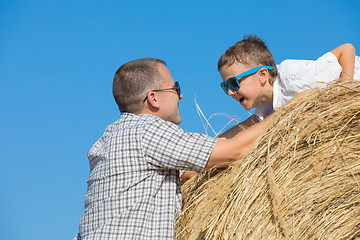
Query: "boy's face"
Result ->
[[219, 62, 268, 111]]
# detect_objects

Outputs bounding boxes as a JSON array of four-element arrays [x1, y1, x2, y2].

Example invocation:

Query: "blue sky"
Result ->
[[1, 0, 359, 239]]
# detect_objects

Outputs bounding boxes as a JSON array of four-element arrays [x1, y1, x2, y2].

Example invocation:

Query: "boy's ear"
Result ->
[[259, 68, 269, 85]]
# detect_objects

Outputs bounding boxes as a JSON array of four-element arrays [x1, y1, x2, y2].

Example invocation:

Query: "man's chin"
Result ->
[[173, 117, 182, 125]]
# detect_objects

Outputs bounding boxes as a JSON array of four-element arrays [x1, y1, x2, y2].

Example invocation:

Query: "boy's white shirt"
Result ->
[[254, 52, 360, 120]]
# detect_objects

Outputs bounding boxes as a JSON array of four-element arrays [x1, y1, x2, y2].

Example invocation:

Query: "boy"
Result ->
[[218, 35, 359, 126]]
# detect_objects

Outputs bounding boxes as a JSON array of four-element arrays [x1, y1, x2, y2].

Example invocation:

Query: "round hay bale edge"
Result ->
[[177, 82, 360, 240]]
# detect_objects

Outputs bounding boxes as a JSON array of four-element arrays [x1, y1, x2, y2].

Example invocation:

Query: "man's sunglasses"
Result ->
[[220, 66, 273, 95], [143, 81, 181, 102]]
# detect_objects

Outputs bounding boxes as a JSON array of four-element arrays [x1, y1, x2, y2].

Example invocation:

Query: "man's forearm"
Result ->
[[231, 114, 273, 156], [205, 114, 273, 169], [219, 115, 261, 139]]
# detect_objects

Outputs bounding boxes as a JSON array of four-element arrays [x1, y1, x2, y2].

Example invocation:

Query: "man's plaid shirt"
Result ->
[[77, 113, 217, 239]]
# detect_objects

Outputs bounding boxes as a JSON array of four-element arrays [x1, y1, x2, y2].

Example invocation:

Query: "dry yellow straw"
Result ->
[[177, 82, 360, 240]]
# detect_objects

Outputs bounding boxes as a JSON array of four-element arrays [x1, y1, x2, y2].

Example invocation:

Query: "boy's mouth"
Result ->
[[239, 97, 245, 104]]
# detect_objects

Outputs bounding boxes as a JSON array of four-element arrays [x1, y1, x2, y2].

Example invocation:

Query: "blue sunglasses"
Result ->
[[220, 65, 274, 95]]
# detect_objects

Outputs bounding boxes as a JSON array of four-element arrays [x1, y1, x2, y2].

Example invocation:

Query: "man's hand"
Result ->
[[286, 88, 313, 106]]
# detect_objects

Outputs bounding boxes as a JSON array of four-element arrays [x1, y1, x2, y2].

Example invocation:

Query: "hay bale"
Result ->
[[177, 82, 360, 240]]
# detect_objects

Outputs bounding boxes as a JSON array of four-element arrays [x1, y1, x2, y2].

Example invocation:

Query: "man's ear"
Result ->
[[145, 92, 160, 109], [258, 68, 269, 85]]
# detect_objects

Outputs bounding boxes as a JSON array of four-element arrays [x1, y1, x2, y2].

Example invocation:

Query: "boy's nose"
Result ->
[[228, 89, 236, 96]]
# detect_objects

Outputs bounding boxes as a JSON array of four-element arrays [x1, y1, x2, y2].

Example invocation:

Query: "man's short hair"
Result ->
[[218, 35, 278, 84], [113, 58, 166, 113]]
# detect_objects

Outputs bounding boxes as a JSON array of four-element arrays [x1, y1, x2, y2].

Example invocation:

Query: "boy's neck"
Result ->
[[261, 82, 274, 104]]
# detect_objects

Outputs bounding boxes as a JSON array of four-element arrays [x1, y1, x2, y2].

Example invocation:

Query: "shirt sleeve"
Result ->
[[354, 56, 360, 80], [274, 52, 342, 108], [141, 117, 217, 172]]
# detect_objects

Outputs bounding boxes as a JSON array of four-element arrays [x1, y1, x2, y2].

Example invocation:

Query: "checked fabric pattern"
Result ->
[[76, 113, 216, 239]]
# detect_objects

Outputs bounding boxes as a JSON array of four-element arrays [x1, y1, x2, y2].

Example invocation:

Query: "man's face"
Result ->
[[156, 64, 183, 125], [219, 62, 263, 111]]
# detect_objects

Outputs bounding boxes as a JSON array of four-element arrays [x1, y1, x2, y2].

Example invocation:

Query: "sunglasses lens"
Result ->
[[175, 82, 181, 97], [228, 78, 240, 91], [220, 83, 229, 95]]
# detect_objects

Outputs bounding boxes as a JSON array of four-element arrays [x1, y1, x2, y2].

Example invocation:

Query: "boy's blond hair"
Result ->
[[218, 35, 278, 85]]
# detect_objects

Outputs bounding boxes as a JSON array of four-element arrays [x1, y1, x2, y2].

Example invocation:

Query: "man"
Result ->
[[75, 58, 272, 239]]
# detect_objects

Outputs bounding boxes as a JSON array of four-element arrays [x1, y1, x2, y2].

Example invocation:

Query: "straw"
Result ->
[[177, 81, 360, 240]]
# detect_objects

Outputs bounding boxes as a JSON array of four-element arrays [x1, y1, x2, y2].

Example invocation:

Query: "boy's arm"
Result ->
[[330, 43, 356, 82]]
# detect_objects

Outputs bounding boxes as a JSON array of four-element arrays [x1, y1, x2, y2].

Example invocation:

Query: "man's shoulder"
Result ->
[[120, 112, 164, 124], [115, 112, 155, 126], [118, 112, 182, 132]]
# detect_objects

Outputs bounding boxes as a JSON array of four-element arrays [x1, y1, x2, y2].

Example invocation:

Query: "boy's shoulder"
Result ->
[[277, 52, 338, 78], [277, 58, 310, 80], [278, 52, 336, 70]]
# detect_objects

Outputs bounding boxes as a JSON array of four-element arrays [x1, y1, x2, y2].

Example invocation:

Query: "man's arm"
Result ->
[[180, 115, 266, 180], [204, 114, 273, 169], [205, 86, 310, 170], [219, 115, 261, 139], [181, 90, 311, 179], [180, 115, 263, 180], [331, 43, 356, 82], [180, 170, 197, 180]]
